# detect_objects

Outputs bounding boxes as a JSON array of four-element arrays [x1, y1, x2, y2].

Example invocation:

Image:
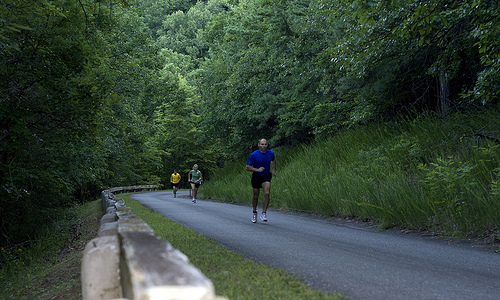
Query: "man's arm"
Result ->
[[246, 164, 264, 172]]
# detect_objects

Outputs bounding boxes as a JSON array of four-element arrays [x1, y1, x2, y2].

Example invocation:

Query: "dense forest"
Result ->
[[1, 0, 499, 247]]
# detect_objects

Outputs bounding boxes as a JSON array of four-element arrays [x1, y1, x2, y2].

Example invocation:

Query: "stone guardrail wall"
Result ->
[[81, 185, 225, 300]]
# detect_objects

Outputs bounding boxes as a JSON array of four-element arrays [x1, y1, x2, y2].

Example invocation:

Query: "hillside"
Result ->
[[202, 107, 500, 240]]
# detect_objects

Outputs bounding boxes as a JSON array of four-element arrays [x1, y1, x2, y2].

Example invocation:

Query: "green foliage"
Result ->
[[149, 73, 221, 187], [491, 167, 500, 200], [198, 0, 499, 156], [201, 0, 330, 157], [156, 0, 226, 59], [0, 0, 161, 246], [468, 0, 500, 103], [316, 0, 498, 113], [134, 0, 224, 188], [419, 157, 478, 232], [203, 107, 500, 238], [135, 0, 201, 38], [1, 0, 107, 245]]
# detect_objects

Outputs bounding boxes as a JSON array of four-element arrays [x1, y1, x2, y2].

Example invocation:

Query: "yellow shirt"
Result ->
[[170, 173, 181, 184]]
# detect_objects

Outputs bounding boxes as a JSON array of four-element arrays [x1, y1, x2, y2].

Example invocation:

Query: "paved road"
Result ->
[[130, 191, 500, 300]]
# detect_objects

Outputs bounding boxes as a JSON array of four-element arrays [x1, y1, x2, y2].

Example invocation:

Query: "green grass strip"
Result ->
[[118, 193, 345, 300]]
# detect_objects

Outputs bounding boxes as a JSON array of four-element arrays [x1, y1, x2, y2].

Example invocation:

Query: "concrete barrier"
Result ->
[[82, 186, 225, 300]]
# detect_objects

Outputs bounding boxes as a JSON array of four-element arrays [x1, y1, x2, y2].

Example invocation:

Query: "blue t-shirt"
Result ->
[[246, 149, 275, 176]]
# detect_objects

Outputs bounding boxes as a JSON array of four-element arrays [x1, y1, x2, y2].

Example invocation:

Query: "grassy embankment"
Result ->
[[203, 108, 500, 240], [0, 200, 102, 299]]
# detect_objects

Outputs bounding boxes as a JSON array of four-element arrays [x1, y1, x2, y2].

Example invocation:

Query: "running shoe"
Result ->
[[251, 212, 257, 223], [260, 212, 267, 222]]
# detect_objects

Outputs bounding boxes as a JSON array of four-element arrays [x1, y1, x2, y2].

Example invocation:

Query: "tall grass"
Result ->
[[202, 107, 500, 238]]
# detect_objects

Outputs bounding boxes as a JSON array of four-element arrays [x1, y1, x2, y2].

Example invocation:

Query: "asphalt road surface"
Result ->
[[130, 191, 500, 300]]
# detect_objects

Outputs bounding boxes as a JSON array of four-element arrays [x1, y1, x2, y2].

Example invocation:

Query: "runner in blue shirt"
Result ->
[[245, 138, 277, 223]]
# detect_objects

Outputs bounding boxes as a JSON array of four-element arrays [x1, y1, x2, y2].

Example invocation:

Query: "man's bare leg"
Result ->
[[262, 181, 271, 213], [252, 188, 260, 212]]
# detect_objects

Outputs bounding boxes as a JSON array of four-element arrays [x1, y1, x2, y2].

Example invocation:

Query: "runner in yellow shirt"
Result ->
[[170, 169, 181, 198]]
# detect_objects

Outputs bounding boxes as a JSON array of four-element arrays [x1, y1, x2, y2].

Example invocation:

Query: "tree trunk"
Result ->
[[439, 70, 450, 117]]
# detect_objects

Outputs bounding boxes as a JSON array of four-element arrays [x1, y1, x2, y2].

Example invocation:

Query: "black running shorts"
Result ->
[[251, 172, 272, 189]]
